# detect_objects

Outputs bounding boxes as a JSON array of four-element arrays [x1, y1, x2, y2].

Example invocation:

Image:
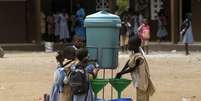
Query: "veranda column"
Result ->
[[170, 0, 179, 43], [27, 0, 41, 43], [35, 0, 41, 43], [192, 0, 201, 42]]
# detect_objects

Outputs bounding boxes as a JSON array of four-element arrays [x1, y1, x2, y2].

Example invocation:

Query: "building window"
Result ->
[[96, 0, 109, 11], [150, 0, 164, 20]]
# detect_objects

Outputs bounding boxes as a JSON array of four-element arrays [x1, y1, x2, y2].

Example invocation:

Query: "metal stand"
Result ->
[[111, 69, 114, 100], [102, 69, 106, 100]]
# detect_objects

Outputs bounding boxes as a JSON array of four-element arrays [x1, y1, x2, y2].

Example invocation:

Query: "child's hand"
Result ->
[[115, 73, 122, 79], [93, 68, 100, 74], [63, 76, 69, 84], [96, 68, 100, 72]]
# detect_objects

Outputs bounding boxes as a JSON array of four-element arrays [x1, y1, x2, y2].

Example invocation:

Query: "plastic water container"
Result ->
[[110, 98, 133, 101], [44, 42, 54, 52], [84, 11, 121, 69]]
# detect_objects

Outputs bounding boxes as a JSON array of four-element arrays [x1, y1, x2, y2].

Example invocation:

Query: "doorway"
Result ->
[[0, 1, 27, 43], [41, 0, 72, 15], [52, 0, 72, 14], [181, 0, 191, 21]]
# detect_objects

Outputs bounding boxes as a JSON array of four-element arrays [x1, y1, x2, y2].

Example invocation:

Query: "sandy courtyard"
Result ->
[[0, 51, 201, 101]]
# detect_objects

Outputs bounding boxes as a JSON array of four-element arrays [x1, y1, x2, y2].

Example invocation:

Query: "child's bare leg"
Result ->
[[185, 43, 189, 55], [144, 46, 149, 55], [145, 41, 149, 55], [120, 35, 125, 52]]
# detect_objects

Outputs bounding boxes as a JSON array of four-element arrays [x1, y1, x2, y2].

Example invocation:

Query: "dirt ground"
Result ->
[[0, 51, 201, 101]]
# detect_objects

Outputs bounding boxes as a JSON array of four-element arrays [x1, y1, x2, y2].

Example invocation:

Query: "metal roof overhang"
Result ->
[[0, 0, 26, 2]]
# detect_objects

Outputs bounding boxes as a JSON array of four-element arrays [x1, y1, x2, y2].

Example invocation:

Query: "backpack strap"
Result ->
[[63, 60, 73, 67], [63, 60, 76, 79]]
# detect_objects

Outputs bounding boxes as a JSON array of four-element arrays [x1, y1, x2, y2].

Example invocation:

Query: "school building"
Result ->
[[129, 0, 201, 43], [0, 0, 200, 44]]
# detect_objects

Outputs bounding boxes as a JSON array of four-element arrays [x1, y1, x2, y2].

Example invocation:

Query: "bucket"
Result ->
[[44, 42, 54, 52], [110, 98, 133, 101]]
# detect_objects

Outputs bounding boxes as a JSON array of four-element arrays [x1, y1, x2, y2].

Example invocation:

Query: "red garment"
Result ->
[[139, 24, 150, 40]]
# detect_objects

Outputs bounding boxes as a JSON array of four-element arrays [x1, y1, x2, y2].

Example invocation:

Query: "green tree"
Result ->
[[116, 0, 129, 14]]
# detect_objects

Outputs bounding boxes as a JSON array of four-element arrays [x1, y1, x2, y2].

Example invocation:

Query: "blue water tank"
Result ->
[[84, 11, 121, 69]]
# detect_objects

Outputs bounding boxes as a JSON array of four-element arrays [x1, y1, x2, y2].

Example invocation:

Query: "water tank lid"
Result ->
[[86, 11, 119, 19], [84, 11, 121, 27]]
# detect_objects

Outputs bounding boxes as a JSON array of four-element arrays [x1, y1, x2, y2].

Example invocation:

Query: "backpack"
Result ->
[[69, 64, 89, 95]]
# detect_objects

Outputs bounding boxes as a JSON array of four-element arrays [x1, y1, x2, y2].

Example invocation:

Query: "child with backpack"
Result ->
[[49, 46, 77, 101], [70, 48, 99, 101], [61, 46, 79, 101], [116, 35, 155, 101]]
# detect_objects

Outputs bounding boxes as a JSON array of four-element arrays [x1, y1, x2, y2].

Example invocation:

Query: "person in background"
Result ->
[[41, 12, 46, 41], [58, 10, 70, 43], [131, 12, 140, 36], [72, 35, 84, 50], [116, 35, 155, 101], [47, 13, 55, 42], [75, 4, 86, 42], [0, 46, 4, 58], [138, 19, 150, 55], [180, 13, 194, 55], [120, 14, 129, 52], [138, 13, 144, 26], [54, 11, 60, 42], [156, 11, 168, 42], [69, 15, 76, 42]]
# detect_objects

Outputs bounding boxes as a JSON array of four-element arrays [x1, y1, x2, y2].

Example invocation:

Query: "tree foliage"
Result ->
[[116, 0, 129, 14]]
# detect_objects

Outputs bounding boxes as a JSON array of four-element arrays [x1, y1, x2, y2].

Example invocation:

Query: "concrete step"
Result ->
[[1, 42, 201, 51], [149, 42, 201, 51], [0, 43, 72, 51]]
